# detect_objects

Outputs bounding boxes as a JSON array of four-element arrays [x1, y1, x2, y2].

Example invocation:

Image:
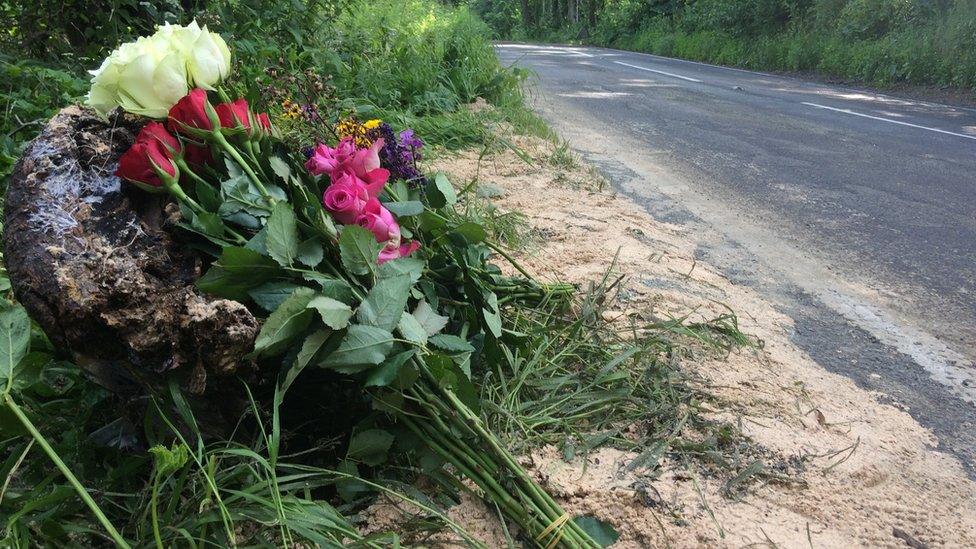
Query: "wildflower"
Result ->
[[366, 122, 425, 185], [281, 99, 302, 120], [335, 118, 372, 148], [363, 119, 382, 130]]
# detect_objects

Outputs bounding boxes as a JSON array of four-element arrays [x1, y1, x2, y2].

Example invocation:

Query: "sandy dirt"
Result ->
[[418, 132, 976, 548]]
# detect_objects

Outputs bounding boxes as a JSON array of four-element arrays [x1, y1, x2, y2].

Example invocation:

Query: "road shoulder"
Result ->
[[429, 131, 976, 547]]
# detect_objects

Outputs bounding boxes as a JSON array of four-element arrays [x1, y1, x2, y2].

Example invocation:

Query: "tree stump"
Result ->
[[3, 106, 261, 433]]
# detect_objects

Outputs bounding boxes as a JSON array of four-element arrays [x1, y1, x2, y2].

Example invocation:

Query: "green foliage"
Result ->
[[0, 60, 89, 188], [476, 0, 976, 92]]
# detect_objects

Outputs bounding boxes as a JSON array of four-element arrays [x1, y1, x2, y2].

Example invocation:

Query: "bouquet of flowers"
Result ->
[[94, 22, 599, 548]]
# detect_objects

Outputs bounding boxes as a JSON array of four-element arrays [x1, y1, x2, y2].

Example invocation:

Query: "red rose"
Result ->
[[116, 138, 177, 192], [137, 122, 181, 154], [168, 88, 213, 135], [215, 98, 252, 131], [257, 112, 272, 131]]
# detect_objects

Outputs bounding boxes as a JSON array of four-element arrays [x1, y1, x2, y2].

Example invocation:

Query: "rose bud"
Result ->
[[215, 97, 252, 133], [355, 198, 401, 245], [305, 138, 356, 176], [116, 138, 178, 193], [137, 121, 181, 154], [183, 142, 214, 168], [168, 88, 216, 137]]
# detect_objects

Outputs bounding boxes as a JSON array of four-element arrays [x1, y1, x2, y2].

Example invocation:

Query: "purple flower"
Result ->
[[365, 123, 426, 187], [399, 129, 424, 151]]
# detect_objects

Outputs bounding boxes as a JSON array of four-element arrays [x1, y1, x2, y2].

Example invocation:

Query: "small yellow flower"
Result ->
[[280, 99, 301, 120], [335, 118, 372, 148], [363, 119, 382, 130]]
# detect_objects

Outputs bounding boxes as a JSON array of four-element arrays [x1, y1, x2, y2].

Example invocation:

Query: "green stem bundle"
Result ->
[[392, 360, 601, 548]]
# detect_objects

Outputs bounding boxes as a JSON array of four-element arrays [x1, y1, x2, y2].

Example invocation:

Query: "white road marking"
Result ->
[[803, 102, 976, 141], [613, 61, 702, 83]]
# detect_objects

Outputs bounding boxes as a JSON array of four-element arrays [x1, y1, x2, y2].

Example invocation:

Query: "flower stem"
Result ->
[[212, 131, 273, 201], [3, 393, 131, 549], [150, 473, 164, 549]]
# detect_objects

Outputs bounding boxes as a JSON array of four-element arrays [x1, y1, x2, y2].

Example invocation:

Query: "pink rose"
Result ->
[[359, 166, 390, 198], [378, 240, 421, 265], [305, 137, 357, 176], [356, 198, 401, 244], [350, 138, 384, 176], [323, 174, 369, 224]]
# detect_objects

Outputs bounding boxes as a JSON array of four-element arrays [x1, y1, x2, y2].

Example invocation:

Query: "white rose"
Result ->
[[162, 21, 231, 90], [85, 20, 231, 118]]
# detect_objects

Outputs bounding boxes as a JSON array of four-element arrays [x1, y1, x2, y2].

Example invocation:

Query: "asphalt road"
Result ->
[[496, 43, 976, 473]]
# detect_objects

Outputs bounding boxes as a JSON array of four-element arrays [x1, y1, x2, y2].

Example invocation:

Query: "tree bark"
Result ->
[[3, 106, 262, 434]]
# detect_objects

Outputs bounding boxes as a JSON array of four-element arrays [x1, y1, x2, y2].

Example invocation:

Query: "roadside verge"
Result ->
[[429, 126, 976, 547]]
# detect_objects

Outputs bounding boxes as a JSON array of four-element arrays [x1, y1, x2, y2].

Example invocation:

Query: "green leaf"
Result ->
[[197, 247, 282, 301], [476, 183, 505, 198], [280, 328, 332, 395], [453, 222, 487, 244], [245, 226, 268, 254], [266, 201, 299, 267], [302, 274, 356, 305], [424, 354, 479, 411], [297, 238, 324, 267], [428, 334, 474, 353], [418, 211, 448, 233], [397, 312, 427, 347], [573, 516, 619, 548], [356, 274, 411, 332], [482, 292, 502, 338], [0, 304, 31, 393], [365, 349, 416, 388], [224, 157, 244, 178], [412, 301, 449, 336], [269, 156, 291, 181], [308, 295, 353, 330], [220, 174, 268, 218], [427, 172, 457, 209], [191, 211, 225, 239], [377, 257, 425, 284], [339, 225, 382, 276], [252, 287, 316, 357], [383, 200, 424, 217], [319, 325, 393, 373], [195, 179, 221, 211], [149, 443, 190, 476], [336, 460, 368, 502], [347, 429, 395, 467], [248, 281, 303, 312]]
